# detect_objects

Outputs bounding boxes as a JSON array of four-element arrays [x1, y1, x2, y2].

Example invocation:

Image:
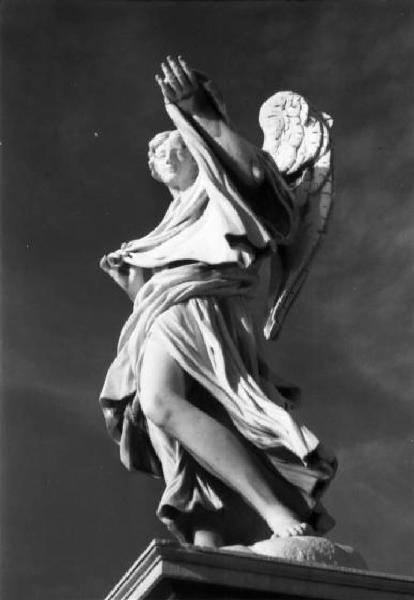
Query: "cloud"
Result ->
[[1, 383, 165, 600]]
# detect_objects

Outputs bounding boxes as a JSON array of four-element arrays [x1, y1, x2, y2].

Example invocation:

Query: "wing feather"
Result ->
[[259, 91, 333, 340]]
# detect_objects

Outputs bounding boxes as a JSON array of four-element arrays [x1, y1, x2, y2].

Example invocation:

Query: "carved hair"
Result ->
[[147, 130, 176, 181], [147, 130, 198, 190]]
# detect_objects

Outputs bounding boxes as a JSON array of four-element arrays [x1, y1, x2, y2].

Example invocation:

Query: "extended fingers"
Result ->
[[161, 60, 182, 95], [155, 73, 175, 103], [156, 55, 198, 104], [177, 55, 197, 86], [167, 55, 192, 90]]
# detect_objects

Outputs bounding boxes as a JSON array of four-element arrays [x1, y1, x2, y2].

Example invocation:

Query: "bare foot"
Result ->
[[271, 522, 316, 538], [265, 504, 311, 538]]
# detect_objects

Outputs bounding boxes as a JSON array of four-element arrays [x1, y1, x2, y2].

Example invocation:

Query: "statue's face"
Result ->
[[151, 132, 198, 190]]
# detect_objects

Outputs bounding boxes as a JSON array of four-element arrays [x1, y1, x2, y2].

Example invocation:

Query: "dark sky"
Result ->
[[1, 1, 414, 598]]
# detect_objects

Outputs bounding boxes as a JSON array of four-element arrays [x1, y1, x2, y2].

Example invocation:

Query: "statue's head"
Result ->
[[148, 130, 198, 192]]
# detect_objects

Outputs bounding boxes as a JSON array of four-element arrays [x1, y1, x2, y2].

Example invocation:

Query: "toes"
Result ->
[[271, 522, 313, 538]]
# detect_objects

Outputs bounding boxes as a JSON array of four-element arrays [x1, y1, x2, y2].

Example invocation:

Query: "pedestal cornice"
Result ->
[[105, 539, 414, 600]]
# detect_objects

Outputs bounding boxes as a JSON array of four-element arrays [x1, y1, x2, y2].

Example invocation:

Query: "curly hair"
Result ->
[[148, 131, 174, 180], [147, 130, 197, 186], [148, 130, 185, 181]]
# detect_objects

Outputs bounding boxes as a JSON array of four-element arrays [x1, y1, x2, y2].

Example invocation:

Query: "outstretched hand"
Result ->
[[155, 55, 201, 110]]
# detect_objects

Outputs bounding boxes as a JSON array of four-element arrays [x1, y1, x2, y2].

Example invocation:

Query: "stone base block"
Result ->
[[105, 538, 414, 600]]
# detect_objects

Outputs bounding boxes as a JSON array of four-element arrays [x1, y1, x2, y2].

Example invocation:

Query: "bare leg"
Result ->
[[193, 527, 224, 548], [139, 339, 309, 537]]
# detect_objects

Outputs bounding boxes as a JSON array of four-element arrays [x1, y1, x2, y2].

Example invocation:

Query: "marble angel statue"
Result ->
[[99, 56, 336, 550]]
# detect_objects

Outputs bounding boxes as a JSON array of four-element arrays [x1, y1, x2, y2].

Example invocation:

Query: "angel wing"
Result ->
[[258, 91, 333, 340]]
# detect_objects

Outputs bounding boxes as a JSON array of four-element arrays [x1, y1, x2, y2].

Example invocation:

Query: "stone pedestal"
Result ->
[[105, 539, 414, 600]]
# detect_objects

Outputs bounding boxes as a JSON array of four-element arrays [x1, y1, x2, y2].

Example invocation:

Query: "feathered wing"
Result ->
[[258, 91, 334, 340]]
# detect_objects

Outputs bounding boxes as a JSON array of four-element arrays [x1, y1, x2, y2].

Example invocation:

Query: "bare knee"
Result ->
[[140, 389, 174, 429], [140, 340, 187, 429]]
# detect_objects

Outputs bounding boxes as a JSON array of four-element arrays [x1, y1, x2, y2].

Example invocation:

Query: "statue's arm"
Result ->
[[156, 56, 264, 188]]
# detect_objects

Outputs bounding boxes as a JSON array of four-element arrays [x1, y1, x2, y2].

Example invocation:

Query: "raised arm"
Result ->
[[155, 56, 264, 187]]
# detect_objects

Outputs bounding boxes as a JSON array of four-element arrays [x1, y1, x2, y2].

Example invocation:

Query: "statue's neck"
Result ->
[[169, 187, 183, 201], [168, 175, 199, 200]]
